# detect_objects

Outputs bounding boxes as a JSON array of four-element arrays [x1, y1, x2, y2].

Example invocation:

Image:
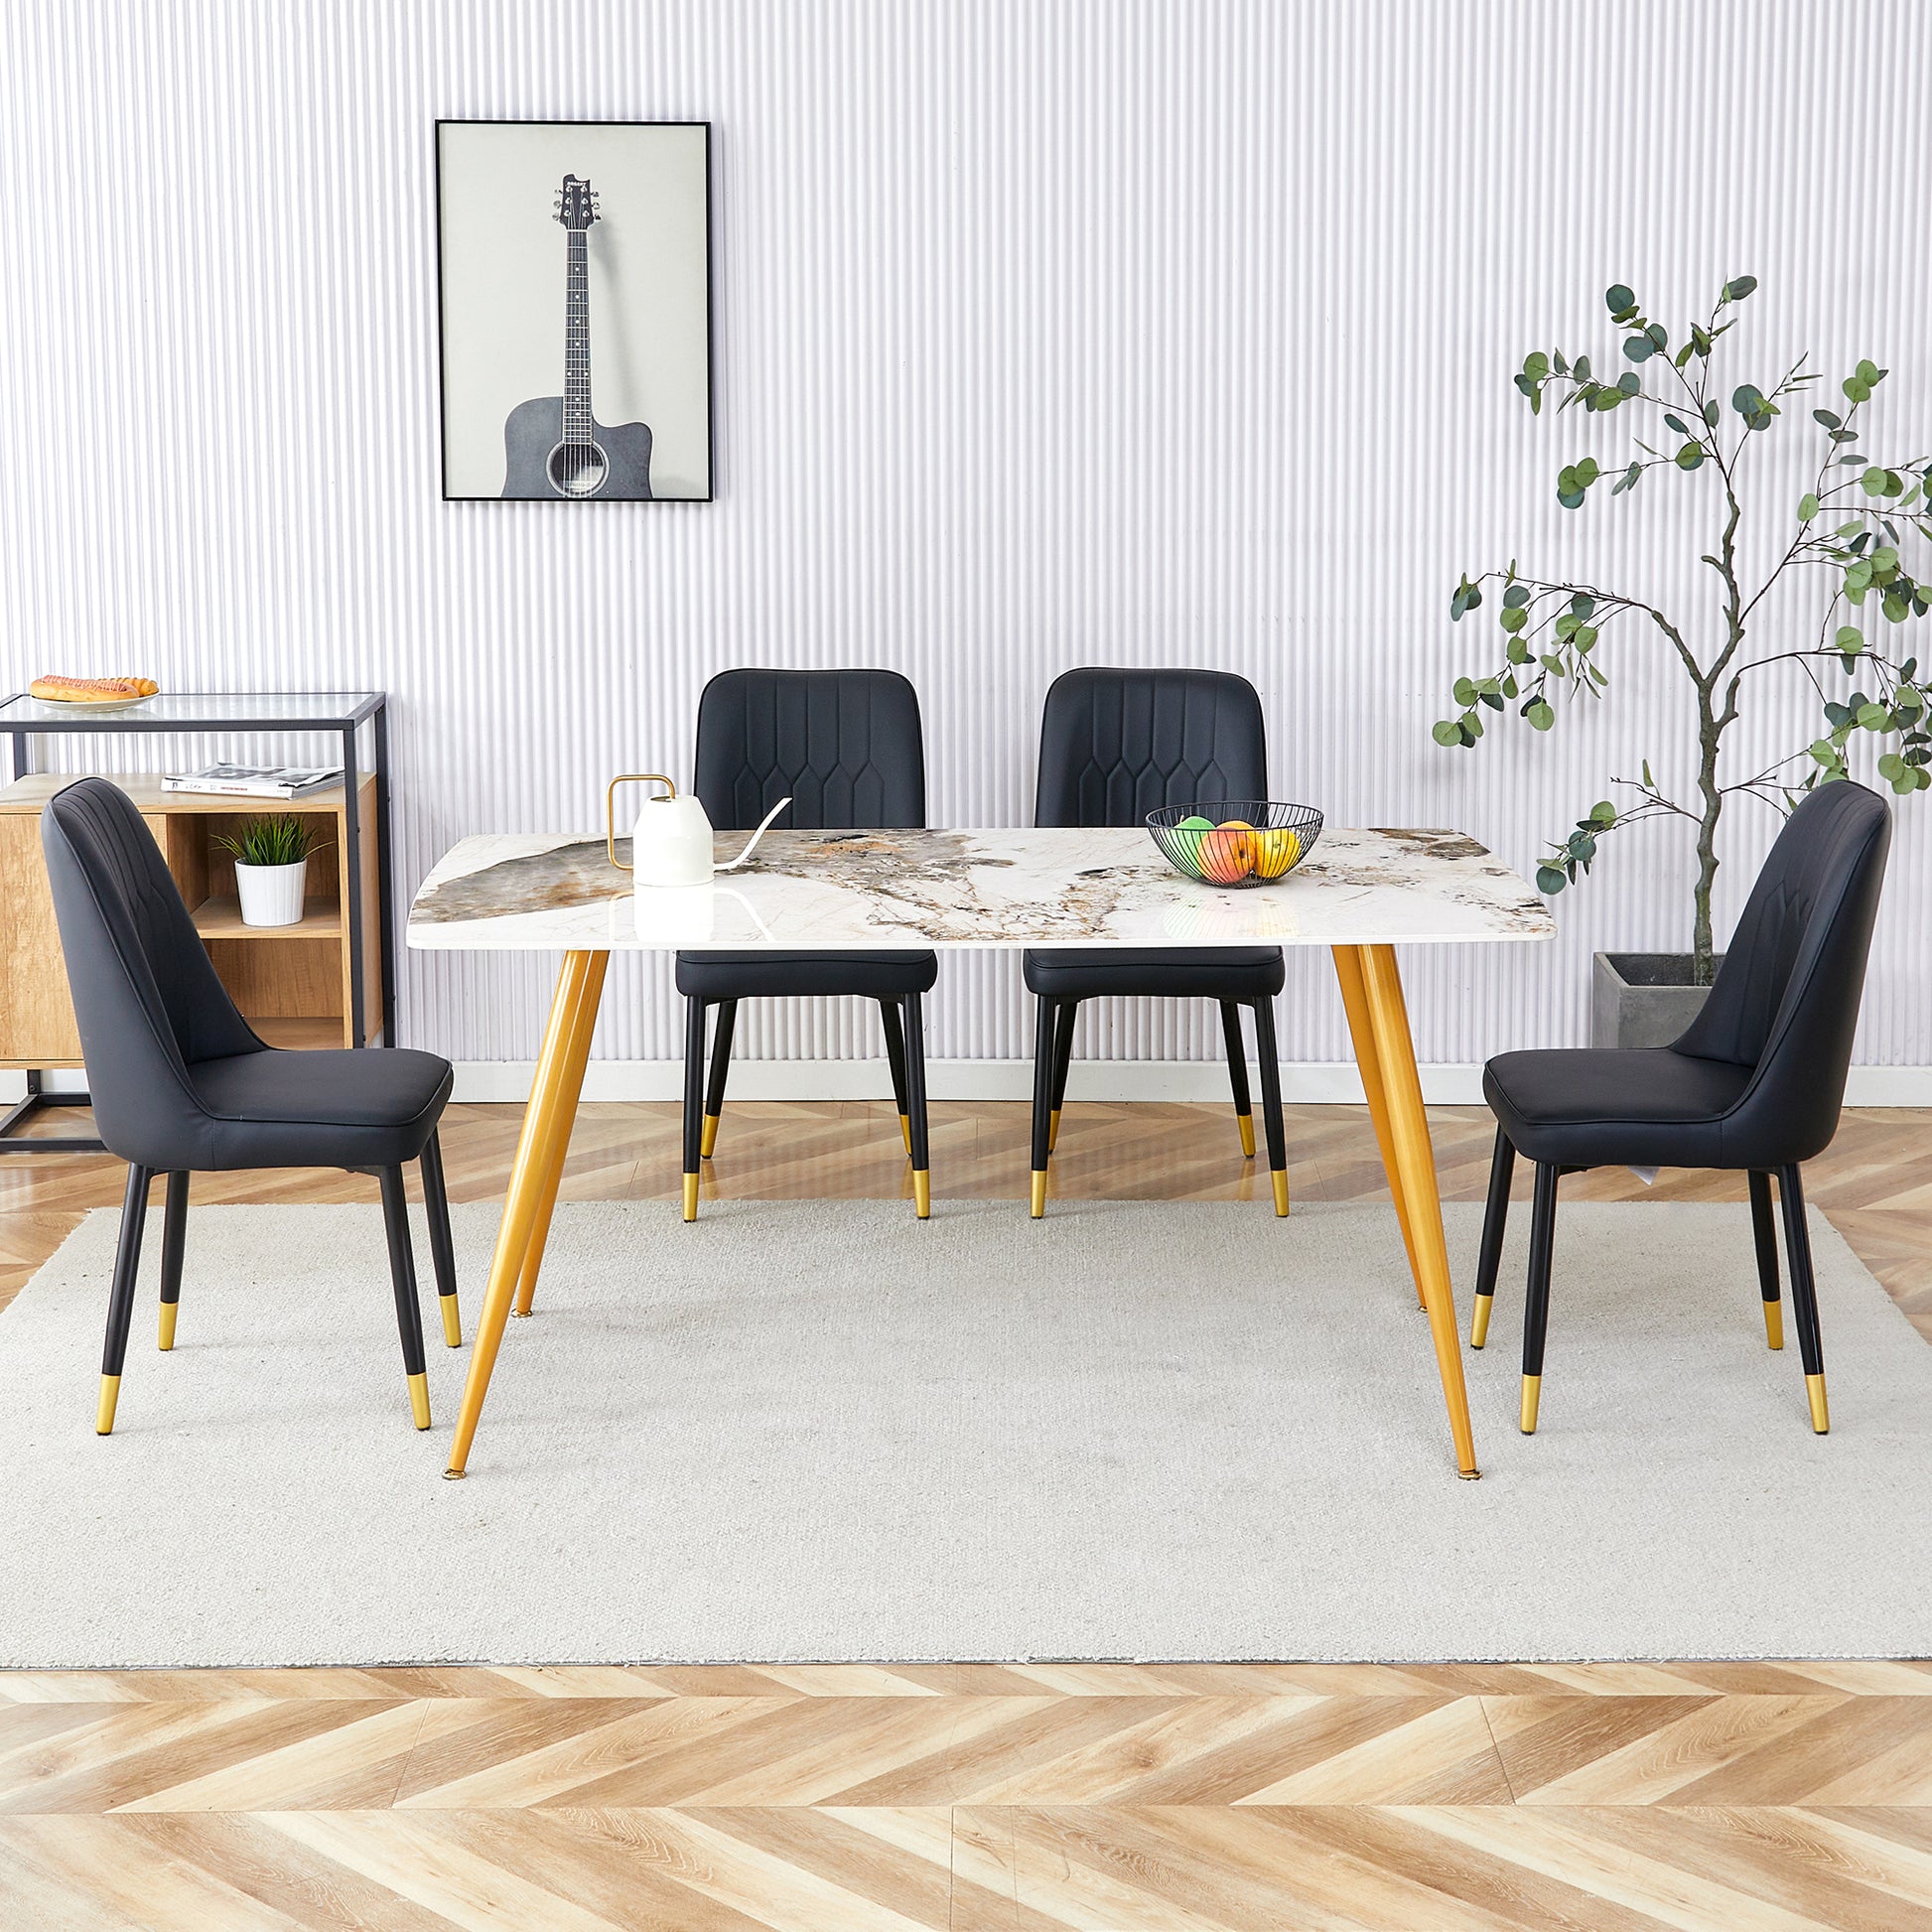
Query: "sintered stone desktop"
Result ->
[[410, 825, 1555, 1480]]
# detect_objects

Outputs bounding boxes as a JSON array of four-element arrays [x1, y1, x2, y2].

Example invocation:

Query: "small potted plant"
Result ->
[[216, 816, 328, 928], [1437, 274, 1929, 1043]]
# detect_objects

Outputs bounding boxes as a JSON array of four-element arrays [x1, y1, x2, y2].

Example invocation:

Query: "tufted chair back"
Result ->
[[1034, 668, 1268, 828], [692, 668, 926, 831]]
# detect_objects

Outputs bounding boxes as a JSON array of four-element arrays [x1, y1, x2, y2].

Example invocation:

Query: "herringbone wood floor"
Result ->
[[1, 1098, 1928, 1929]]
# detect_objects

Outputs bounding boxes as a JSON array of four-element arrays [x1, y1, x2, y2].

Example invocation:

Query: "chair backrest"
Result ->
[[691, 668, 926, 831], [41, 779, 260, 1161], [1034, 668, 1268, 828], [1673, 779, 1891, 1159]]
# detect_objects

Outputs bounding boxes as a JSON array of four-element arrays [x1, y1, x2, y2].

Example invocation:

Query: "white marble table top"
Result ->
[[407, 826, 1554, 952]]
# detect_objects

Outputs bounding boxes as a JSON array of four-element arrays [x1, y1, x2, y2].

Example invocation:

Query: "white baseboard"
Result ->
[[9, 1060, 1925, 1109], [444, 1059, 1932, 1109]]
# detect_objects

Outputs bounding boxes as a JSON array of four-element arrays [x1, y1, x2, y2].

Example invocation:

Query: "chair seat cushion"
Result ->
[[675, 950, 938, 1001], [1023, 946, 1285, 1001], [187, 1046, 454, 1171], [1483, 1045, 1755, 1171]]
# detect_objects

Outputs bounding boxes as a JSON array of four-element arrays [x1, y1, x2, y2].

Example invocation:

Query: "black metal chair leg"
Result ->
[[1251, 996, 1289, 1216], [97, 1164, 154, 1434], [420, 1128, 461, 1347], [1029, 998, 1056, 1217], [879, 998, 912, 1158], [1520, 1162, 1560, 1434], [901, 991, 932, 1219], [1219, 1001, 1255, 1159], [378, 1166, 432, 1431], [157, 1171, 189, 1352], [1777, 1163, 1829, 1432], [1469, 1127, 1515, 1348], [681, 995, 707, 1222], [701, 999, 738, 1161], [1047, 999, 1078, 1153], [1747, 1170, 1782, 1351]]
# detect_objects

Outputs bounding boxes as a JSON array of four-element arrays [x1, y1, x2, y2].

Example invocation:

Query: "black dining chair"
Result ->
[[1025, 667, 1288, 1217], [676, 667, 938, 1220], [1471, 780, 1891, 1437], [41, 778, 462, 1436]]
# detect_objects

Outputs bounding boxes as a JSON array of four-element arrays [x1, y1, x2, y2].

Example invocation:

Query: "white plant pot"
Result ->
[[233, 858, 309, 928]]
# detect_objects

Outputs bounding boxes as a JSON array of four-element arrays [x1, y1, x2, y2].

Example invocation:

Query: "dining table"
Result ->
[[409, 823, 1555, 1480]]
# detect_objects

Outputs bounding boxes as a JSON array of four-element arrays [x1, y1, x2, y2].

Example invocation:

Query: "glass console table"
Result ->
[[0, 692, 394, 1153]]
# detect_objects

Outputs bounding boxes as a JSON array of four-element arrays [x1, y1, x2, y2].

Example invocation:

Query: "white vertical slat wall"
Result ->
[[0, 0, 1925, 1080]]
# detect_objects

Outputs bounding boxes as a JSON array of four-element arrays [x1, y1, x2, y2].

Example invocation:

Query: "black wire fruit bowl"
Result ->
[[1145, 801, 1324, 889]]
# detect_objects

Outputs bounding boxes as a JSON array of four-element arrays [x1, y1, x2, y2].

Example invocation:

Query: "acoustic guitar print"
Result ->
[[500, 175, 654, 499]]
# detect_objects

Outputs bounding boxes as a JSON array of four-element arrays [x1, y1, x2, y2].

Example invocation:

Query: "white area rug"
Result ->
[[1, 1197, 1928, 1667]]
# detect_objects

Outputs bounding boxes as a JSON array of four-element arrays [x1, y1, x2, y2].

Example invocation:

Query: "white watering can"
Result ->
[[606, 773, 789, 888]]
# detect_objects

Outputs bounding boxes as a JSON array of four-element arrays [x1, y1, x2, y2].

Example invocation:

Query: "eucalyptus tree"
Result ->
[[1438, 276, 1930, 981]]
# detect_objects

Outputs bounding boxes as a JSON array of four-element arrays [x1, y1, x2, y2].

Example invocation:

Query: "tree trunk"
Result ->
[[1692, 696, 1723, 984]]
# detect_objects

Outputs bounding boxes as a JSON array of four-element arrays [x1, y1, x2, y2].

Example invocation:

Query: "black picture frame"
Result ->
[[434, 118, 716, 503]]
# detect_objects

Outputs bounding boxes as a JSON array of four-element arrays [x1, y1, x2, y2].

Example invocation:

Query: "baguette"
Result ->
[[29, 675, 160, 703]]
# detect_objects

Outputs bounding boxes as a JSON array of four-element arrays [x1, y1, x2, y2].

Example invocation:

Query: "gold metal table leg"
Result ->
[[1354, 943, 1480, 1480], [1331, 945, 1425, 1308], [512, 950, 610, 1317], [444, 949, 607, 1479]]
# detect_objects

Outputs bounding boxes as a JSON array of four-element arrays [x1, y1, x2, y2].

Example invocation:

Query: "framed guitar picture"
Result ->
[[436, 119, 714, 501]]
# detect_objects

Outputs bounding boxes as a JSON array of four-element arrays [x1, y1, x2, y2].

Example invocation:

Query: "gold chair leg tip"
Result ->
[[699, 1113, 720, 1159], [1519, 1375, 1541, 1435], [442, 1466, 467, 1480], [1047, 1107, 1062, 1154], [157, 1305, 177, 1352], [912, 1170, 930, 1219], [1456, 1467, 1482, 1480], [1271, 1170, 1289, 1217], [96, 1375, 120, 1436], [1763, 1302, 1784, 1351], [1030, 1172, 1046, 1218], [1237, 1114, 1256, 1160], [898, 1112, 912, 1156], [408, 1372, 432, 1432], [682, 1174, 699, 1222], [1807, 1373, 1830, 1434], [440, 1298, 463, 1347], [1469, 1295, 1492, 1350]]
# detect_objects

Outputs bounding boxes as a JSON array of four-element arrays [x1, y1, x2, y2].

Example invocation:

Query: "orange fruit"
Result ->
[[1199, 826, 1255, 883]]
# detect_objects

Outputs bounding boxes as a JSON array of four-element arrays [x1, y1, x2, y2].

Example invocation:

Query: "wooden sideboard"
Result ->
[[0, 772, 381, 1065]]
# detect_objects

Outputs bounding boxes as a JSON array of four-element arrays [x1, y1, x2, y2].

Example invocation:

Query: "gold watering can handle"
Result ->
[[606, 773, 677, 871]]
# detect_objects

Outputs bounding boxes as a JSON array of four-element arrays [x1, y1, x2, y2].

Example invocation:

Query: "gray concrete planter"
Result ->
[[1590, 951, 1724, 1048]]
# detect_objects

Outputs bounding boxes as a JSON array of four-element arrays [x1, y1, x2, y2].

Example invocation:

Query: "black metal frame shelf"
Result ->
[[0, 691, 395, 1155]]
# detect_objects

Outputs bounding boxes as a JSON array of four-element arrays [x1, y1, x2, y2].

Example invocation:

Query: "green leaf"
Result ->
[[1884, 593, 1910, 622], [1573, 624, 1598, 650], [1646, 323, 1668, 351], [1452, 676, 1477, 706], [1847, 559, 1874, 590], [1499, 606, 1527, 632], [1856, 357, 1881, 385], [1844, 376, 1872, 403], [1814, 408, 1842, 429], [1862, 466, 1888, 494], [1611, 461, 1642, 495], [1588, 800, 1617, 826], [1798, 492, 1819, 520], [1570, 593, 1595, 619], [1523, 350, 1550, 379], [1554, 613, 1580, 639], [1723, 274, 1758, 301], [1604, 284, 1635, 316], [1704, 399, 1721, 425], [1858, 702, 1889, 730], [1576, 458, 1599, 484], [1535, 864, 1568, 895], [1502, 583, 1531, 609], [1676, 443, 1705, 470], [1526, 700, 1555, 731], [1623, 336, 1652, 363], [1617, 370, 1641, 396], [1432, 719, 1462, 747], [1837, 626, 1864, 653], [1505, 636, 1532, 664]]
